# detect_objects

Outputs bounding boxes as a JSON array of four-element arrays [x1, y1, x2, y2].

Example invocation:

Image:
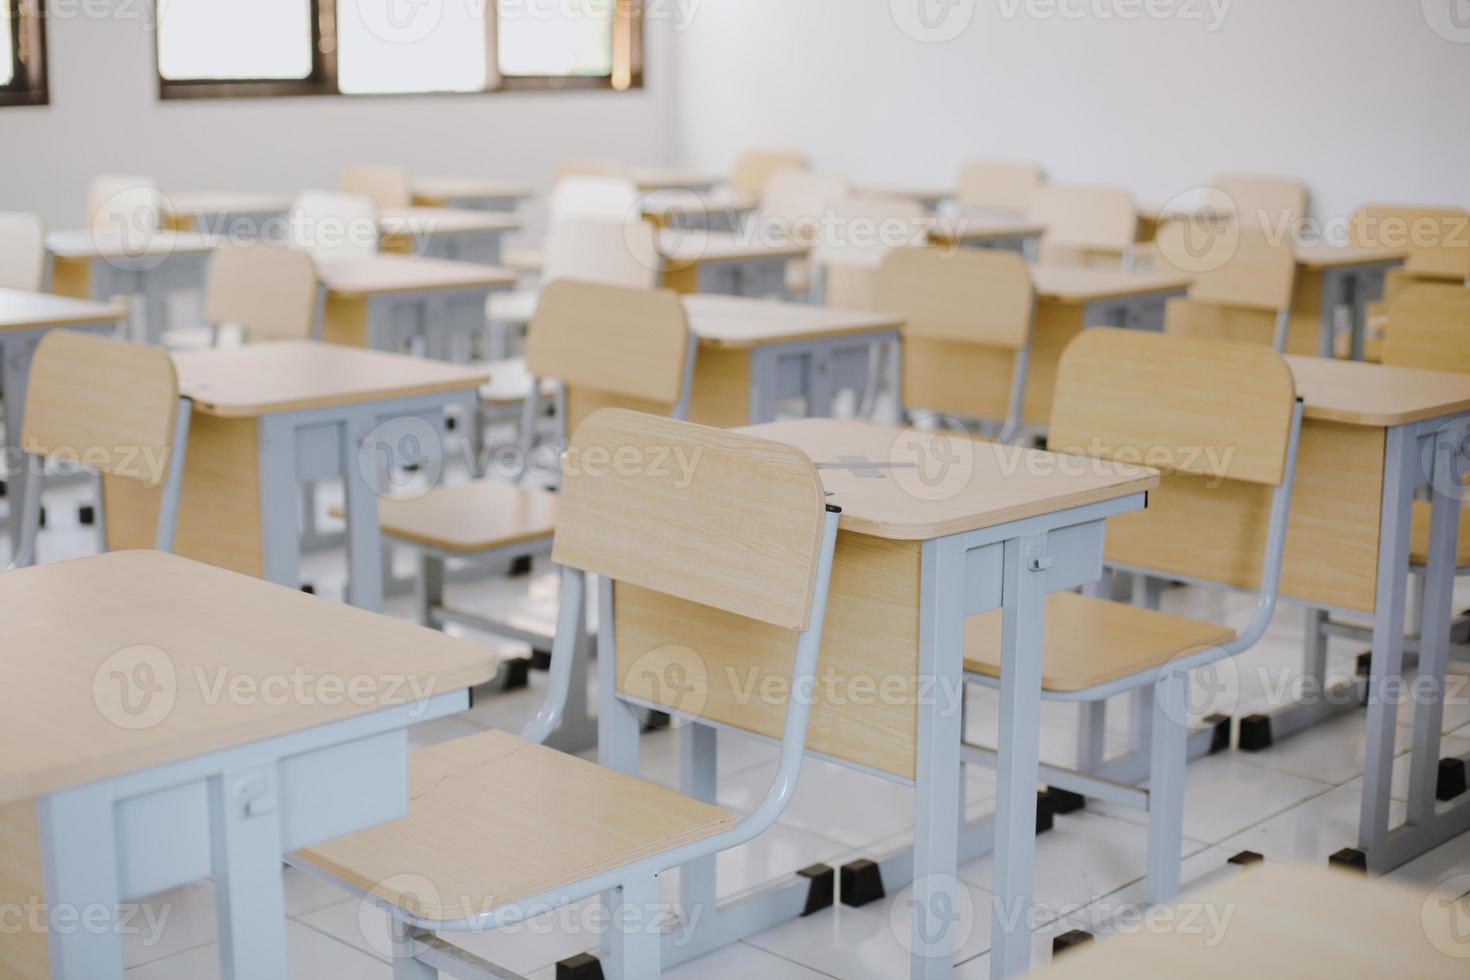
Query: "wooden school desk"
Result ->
[[639, 187, 758, 232], [0, 550, 495, 980], [658, 229, 809, 296], [1033, 863, 1465, 979], [102, 342, 487, 611], [632, 167, 723, 193], [929, 215, 1048, 254], [315, 254, 517, 360], [613, 419, 1156, 978], [681, 295, 904, 425], [1285, 243, 1407, 359], [911, 265, 1192, 429], [0, 289, 125, 550], [409, 176, 534, 212], [161, 191, 292, 236], [45, 230, 216, 345], [376, 207, 522, 265], [855, 183, 953, 212]]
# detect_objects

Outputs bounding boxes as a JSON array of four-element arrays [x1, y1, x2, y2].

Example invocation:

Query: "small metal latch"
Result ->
[[1028, 555, 1053, 572], [239, 777, 277, 819]]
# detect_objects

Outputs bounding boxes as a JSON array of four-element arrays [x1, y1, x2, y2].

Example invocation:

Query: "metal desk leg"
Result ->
[[257, 415, 302, 592], [342, 416, 385, 612], [209, 765, 290, 979], [39, 783, 126, 980], [1, 335, 36, 553], [911, 535, 968, 979], [1317, 270, 1348, 359], [988, 534, 1050, 979]]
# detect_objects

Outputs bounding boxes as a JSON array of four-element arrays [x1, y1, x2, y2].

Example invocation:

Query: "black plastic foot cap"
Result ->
[[509, 555, 534, 577], [798, 864, 835, 916], [37, 506, 45, 529], [1437, 758, 1468, 801], [78, 505, 96, 526], [531, 648, 553, 671], [500, 656, 531, 691], [1227, 850, 1264, 867], [556, 952, 605, 980], [1237, 714, 1274, 753], [1205, 714, 1232, 755], [1051, 929, 1093, 957], [1356, 651, 1373, 677], [445, 415, 457, 431], [0, 479, 6, 497], [1329, 848, 1368, 873], [1042, 787, 1086, 815], [839, 859, 885, 908], [642, 710, 671, 731], [299, 583, 315, 595], [1035, 789, 1055, 834]]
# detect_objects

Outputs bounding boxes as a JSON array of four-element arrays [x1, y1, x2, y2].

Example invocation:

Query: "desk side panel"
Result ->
[[320, 295, 369, 348], [0, 800, 47, 980], [48, 257, 92, 302], [687, 346, 751, 428]]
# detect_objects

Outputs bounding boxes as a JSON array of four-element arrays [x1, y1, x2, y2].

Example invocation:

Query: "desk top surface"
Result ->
[[317, 254, 517, 296], [742, 419, 1157, 540], [659, 230, 810, 264], [633, 167, 723, 192], [0, 288, 123, 332], [856, 184, 953, 207], [640, 188, 758, 217], [0, 550, 495, 803], [684, 294, 903, 348], [1288, 355, 1470, 427], [410, 176, 535, 203], [46, 229, 217, 259], [164, 191, 293, 216], [1030, 264, 1194, 303], [175, 340, 488, 416], [1293, 242, 1408, 268], [932, 216, 1049, 244], [377, 207, 523, 236], [1033, 863, 1464, 979]]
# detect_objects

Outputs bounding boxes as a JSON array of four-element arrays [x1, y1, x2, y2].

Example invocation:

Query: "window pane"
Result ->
[[337, 0, 489, 94], [498, 0, 613, 77], [1, 0, 14, 87], [157, 0, 314, 80]]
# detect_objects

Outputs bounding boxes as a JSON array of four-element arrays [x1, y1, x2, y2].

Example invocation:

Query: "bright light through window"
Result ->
[[157, 0, 314, 80], [0, 0, 15, 87], [337, 0, 490, 94], [498, 0, 613, 76]]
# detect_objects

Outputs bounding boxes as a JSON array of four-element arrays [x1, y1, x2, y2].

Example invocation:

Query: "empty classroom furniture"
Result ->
[[639, 185, 758, 232], [963, 328, 1303, 906], [876, 246, 1035, 441], [340, 164, 413, 209], [1027, 185, 1139, 267], [854, 182, 953, 212], [927, 213, 1048, 255], [1156, 222, 1299, 349], [161, 191, 292, 236], [1379, 282, 1470, 371], [99, 342, 488, 611], [293, 409, 843, 980], [0, 550, 495, 980], [811, 194, 931, 309], [286, 191, 379, 262], [728, 148, 810, 198], [753, 170, 849, 294], [45, 228, 215, 345], [0, 212, 48, 290], [954, 160, 1044, 216], [1352, 204, 1470, 285], [1288, 241, 1408, 358], [410, 176, 535, 212], [201, 242, 320, 344], [86, 174, 164, 237], [376, 206, 521, 264], [658, 228, 811, 296], [1033, 863, 1465, 978], [631, 166, 724, 193]]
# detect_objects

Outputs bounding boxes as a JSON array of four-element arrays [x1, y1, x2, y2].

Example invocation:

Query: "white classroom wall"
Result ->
[[668, 0, 1470, 223], [0, 1, 678, 230]]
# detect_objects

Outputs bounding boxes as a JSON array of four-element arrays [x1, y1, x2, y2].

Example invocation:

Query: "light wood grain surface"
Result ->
[[1287, 354, 1470, 426], [728, 151, 809, 198], [316, 254, 517, 297], [657, 230, 810, 265], [1292, 242, 1408, 269], [1379, 283, 1470, 374], [633, 167, 723, 192], [172, 341, 488, 417], [0, 288, 123, 331], [377, 207, 522, 236], [375, 482, 557, 554], [204, 243, 319, 343], [877, 247, 1032, 348], [45, 230, 216, 259], [683, 294, 902, 348], [1352, 204, 1470, 281], [0, 551, 496, 803], [640, 188, 757, 220], [955, 161, 1043, 214], [740, 419, 1158, 541], [1032, 863, 1466, 979], [409, 177, 534, 206], [295, 729, 737, 921], [1156, 224, 1296, 312], [1030, 265, 1193, 304], [929, 216, 1048, 247], [164, 191, 292, 217]]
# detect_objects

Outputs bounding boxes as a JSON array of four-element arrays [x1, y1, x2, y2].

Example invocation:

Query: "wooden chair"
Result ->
[[955, 160, 1043, 215], [287, 191, 379, 262], [86, 175, 163, 239], [9, 331, 191, 568], [757, 171, 850, 295], [1028, 184, 1139, 267], [0, 212, 47, 291], [876, 245, 1036, 442], [729, 149, 810, 198], [1157, 222, 1299, 350], [341, 165, 413, 210], [1352, 205, 1470, 357], [548, 174, 642, 226], [962, 327, 1303, 904], [1207, 174, 1307, 232], [293, 409, 842, 980], [200, 243, 321, 344]]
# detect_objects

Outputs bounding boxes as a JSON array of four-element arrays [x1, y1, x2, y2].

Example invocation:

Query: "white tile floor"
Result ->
[[16, 472, 1470, 979]]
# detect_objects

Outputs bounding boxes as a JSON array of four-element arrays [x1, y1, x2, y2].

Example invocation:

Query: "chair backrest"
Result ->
[[1156, 222, 1297, 312], [1208, 174, 1307, 233], [87, 175, 163, 244], [1380, 283, 1470, 374], [552, 409, 829, 631], [525, 280, 691, 431], [542, 217, 660, 288], [21, 331, 180, 487], [813, 195, 929, 308], [729, 150, 810, 198], [955, 160, 1043, 214], [341, 165, 412, 210], [1351, 205, 1470, 282], [0, 212, 46, 291], [759, 171, 849, 237], [1028, 184, 1138, 254], [204, 243, 320, 342], [548, 175, 642, 226], [288, 191, 379, 261]]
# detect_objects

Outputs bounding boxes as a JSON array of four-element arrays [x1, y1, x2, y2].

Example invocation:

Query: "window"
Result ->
[[157, 0, 641, 100], [1, 0, 48, 108]]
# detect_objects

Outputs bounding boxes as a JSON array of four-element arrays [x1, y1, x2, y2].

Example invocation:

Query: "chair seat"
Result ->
[[963, 591, 1236, 693], [374, 482, 558, 554], [1410, 499, 1470, 567], [486, 288, 539, 325], [472, 357, 557, 405], [294, 730, 737, 923]]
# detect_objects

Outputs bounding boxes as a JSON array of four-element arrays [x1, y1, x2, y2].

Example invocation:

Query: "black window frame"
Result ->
[[0, 0, 49, 109]]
